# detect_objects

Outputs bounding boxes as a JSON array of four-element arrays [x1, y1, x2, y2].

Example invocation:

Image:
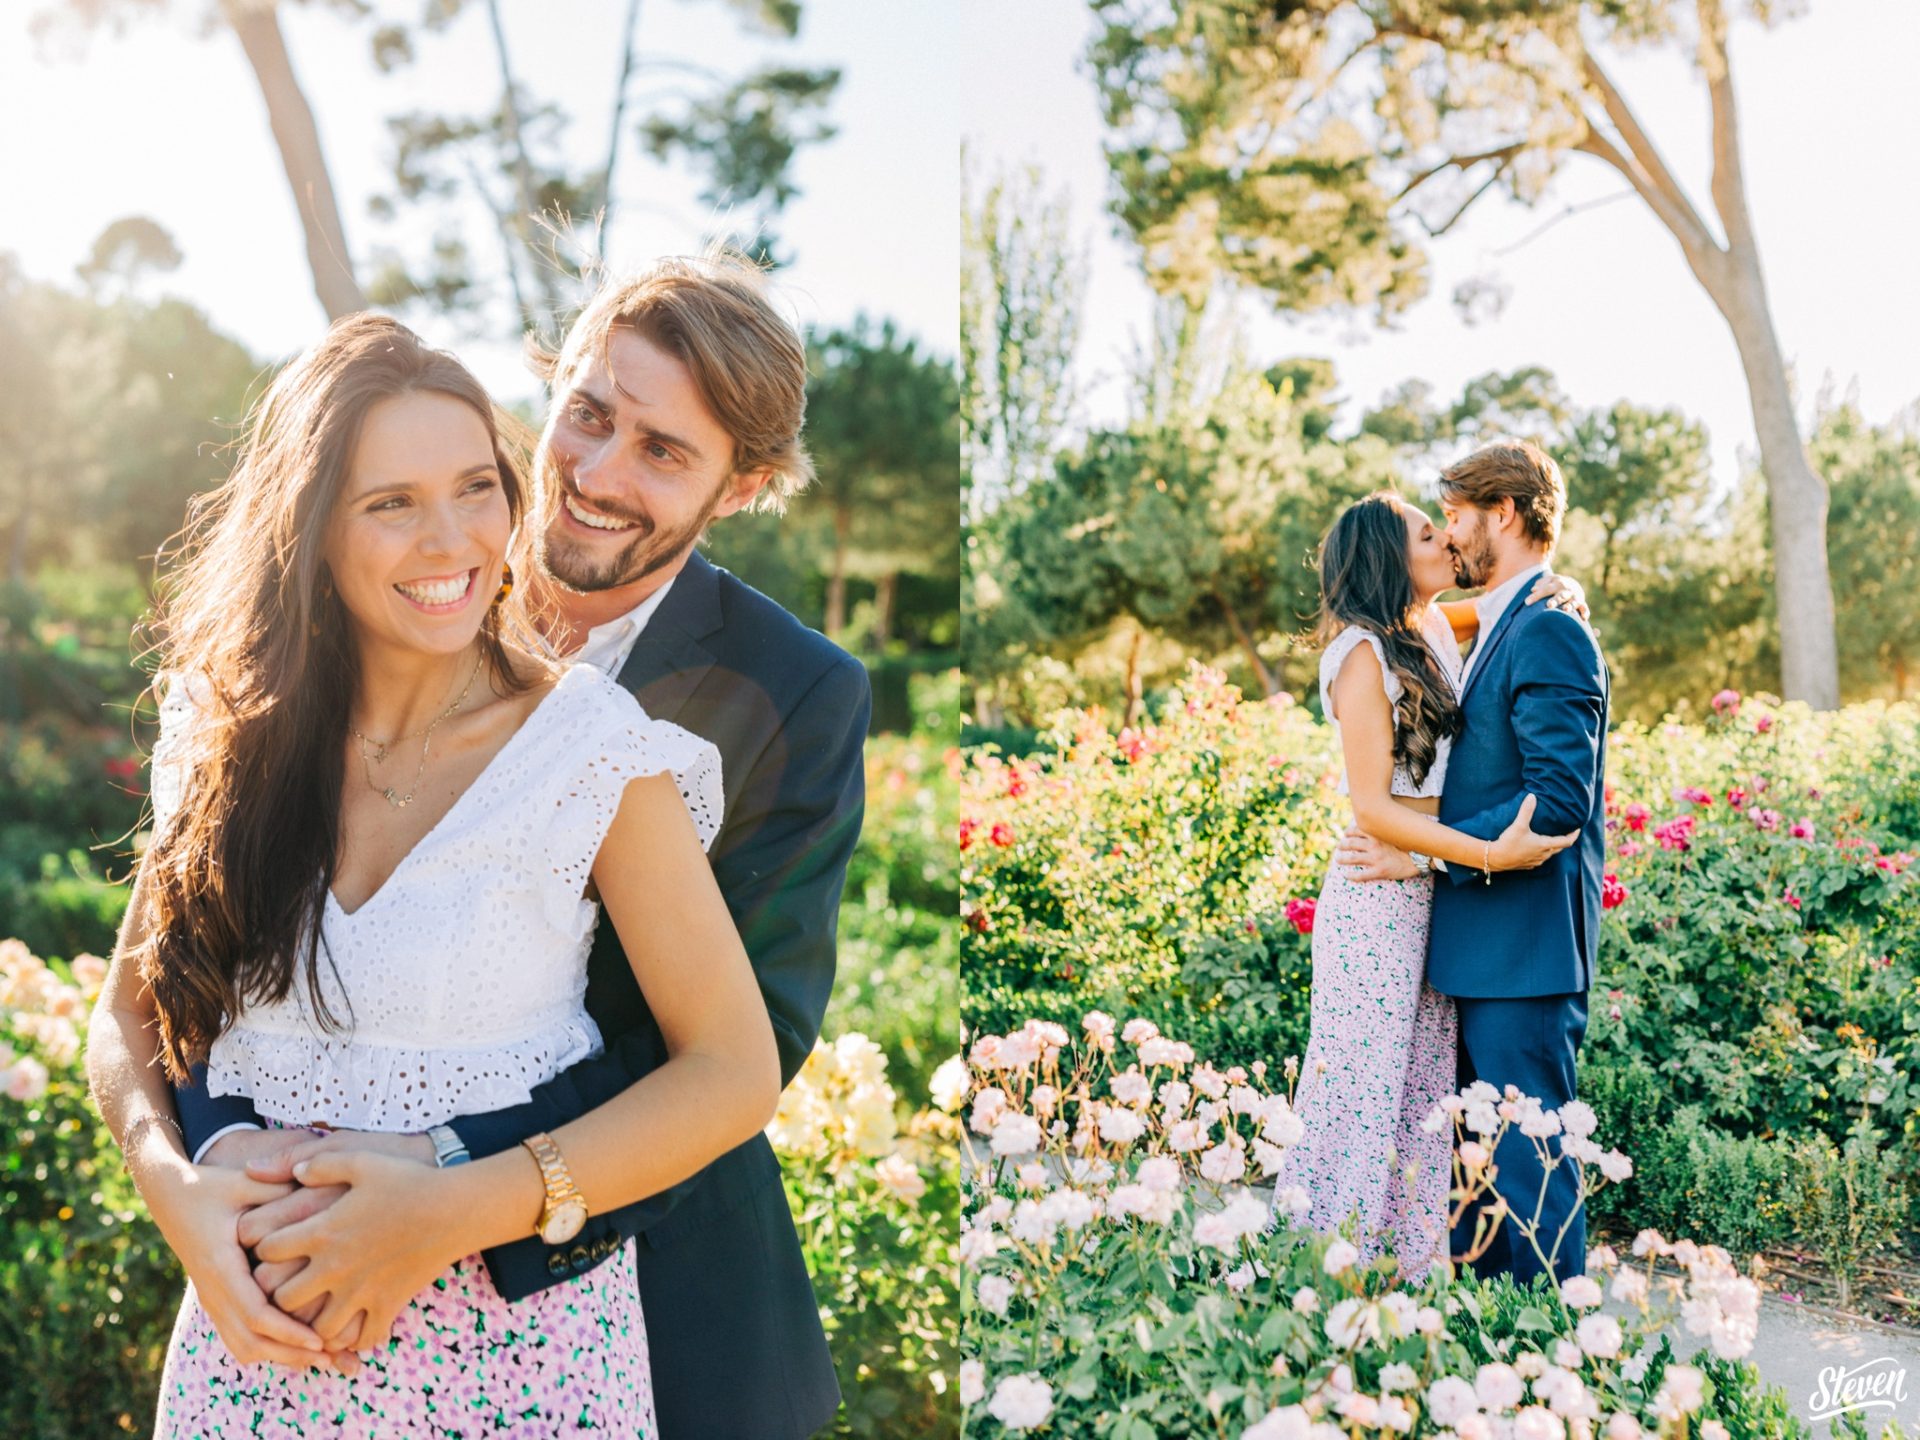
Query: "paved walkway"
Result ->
[[1652, 1294, 1920, 1434]]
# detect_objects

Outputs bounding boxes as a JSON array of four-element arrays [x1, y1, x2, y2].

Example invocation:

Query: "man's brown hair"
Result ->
[[531, 244, 814, 513], [1438, 437, 1565, 552]]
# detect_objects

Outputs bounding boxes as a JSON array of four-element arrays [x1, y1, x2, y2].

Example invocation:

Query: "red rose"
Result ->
[[1623, 803, 1649, 832], [1602, 873, 1627, 910], [1284, 897, 1316, 935], [989, 823, 1014, 848], [959, 818, 979, 851]]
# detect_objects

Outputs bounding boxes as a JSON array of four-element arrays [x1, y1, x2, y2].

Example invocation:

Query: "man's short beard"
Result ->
[[1452, 521, 1496, 590], [532, 465, 734, 594]]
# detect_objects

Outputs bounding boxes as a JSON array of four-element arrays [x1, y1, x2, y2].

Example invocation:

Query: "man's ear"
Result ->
[[714, 467, 774, 518], [1494, 495, 1520, 536]]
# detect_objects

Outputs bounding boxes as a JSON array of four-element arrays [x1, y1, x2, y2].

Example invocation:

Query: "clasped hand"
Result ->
[[202, 1126, 448, 1372]]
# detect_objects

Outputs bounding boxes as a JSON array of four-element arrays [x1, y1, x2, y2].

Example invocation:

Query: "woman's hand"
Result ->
[[1489, 793, 1580, 871], [250, 1146, 457, 1357], [1524, 572, 1589, 621], [145, 1163, 345, 1372]]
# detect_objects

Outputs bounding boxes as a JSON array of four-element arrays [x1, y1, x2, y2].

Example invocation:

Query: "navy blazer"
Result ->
[[173, 550, 869, 1440], [1427, 590, 1610, 1000]]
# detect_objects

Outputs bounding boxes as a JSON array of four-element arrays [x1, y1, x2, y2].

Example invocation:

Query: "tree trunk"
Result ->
[[1214, 587, 1278, 696], [825, 504, 850, 636], [221, 0, 367, 321], [1712, 260, 1840, 709], [873, 571, 897, 649], [1122, 622, 1143, 729], [483, 0, 566, 328]]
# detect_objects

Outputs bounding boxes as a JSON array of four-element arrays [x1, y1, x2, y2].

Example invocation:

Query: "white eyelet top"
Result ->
[[148, 663, 724, 1131], [1320, 605, 1465, 800]]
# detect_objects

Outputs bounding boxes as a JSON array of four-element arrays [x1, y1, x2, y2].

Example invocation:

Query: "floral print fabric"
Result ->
[[1271, 863, 1456, 1282]]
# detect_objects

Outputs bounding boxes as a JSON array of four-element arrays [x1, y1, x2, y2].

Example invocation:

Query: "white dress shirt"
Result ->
[[571, 576, 678, 676], [188, 575, 679, 1164], [1461, 561, 1547, 684]]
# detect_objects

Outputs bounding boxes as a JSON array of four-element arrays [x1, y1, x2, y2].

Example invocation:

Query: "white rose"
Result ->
[[1322, 1239, 1360, 1275], [1558, 1101, 1598, 1138], [958, 1359, 985, 1406], [1426, 1376, 1478, 1426], [1575, 1314, 1622, 1359], [987, 1373, 1054, 1431], [977, 1275, 1013, 1316], [1560, 1275, 1603, 1309], [929, 1056, 968, 1113], [992, 1112, 1044, 1157], [1241, 1404, 1312, 1440], [1474, 1362, 1524, 1412]]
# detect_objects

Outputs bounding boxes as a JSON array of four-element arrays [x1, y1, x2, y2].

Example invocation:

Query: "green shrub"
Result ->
[[962, 669, 1920, 1257]]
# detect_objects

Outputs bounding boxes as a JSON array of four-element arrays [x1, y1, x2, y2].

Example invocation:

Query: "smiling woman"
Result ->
[[83, 310, 782, 1439]]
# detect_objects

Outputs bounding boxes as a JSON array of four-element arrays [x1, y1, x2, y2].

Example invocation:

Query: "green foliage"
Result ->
[[0, 950, 183, 1437], [962, 670, 1920, 1268], [1789, 1123, 1912, 1311], [787, 1133, 960, 1440], [959, 1022, 1815, 1438]]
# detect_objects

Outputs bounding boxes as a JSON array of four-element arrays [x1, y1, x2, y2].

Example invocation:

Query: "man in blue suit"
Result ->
[[158, 252, 867, 1437], [1342, 438, 1609, 1289]]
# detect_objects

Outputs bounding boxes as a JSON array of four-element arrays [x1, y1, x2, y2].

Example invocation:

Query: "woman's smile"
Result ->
[[392, 568, 479, 613]]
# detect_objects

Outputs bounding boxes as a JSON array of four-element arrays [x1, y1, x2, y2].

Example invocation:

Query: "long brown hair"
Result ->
[[139, 313, 543, 1081], [1315, 492, 1462, 788]]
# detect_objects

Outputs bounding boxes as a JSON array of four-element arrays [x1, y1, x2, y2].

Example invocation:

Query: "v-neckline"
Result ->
[[327, 666, 577, 920]]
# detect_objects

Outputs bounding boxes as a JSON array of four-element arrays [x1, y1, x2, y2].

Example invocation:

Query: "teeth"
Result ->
[[396, 572, 472, 606], [565, 494, 636, 532]]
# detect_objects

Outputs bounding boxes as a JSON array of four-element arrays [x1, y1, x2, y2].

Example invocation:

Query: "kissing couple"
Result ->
[[1270, 439, 1611, 1291], [86, 250, 870, 1438]]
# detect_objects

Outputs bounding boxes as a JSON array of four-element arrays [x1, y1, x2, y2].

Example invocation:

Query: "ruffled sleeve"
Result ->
[[1319, 627, 1401, 722], [541, 678, 725, 935], [148, 672, 210, 841]]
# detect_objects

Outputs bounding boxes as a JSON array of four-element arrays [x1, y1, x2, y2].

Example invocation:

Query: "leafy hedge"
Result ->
[[961, 667, 1920, 1278]]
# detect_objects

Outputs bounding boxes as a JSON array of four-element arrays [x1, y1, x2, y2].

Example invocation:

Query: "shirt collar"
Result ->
[[1472, 560, 1548, 645], [573, 576, 677, 674]]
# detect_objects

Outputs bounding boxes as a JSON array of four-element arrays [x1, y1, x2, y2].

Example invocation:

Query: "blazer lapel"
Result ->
[[613, 551, 722, 724], [1458, 587, 1529, 709]]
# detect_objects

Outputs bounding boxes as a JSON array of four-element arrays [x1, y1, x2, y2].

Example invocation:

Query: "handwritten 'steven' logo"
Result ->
[[1808, 1359, 1909, 1421]]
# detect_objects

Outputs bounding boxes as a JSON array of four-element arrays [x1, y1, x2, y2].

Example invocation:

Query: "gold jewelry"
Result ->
[[521, 1131, 589, 1244], [494, 562, 514, 607], [352, 650, 483, 808]]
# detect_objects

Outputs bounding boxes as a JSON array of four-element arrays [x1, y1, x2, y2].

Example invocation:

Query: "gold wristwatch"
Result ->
[[521, 1131, 589, 1244]]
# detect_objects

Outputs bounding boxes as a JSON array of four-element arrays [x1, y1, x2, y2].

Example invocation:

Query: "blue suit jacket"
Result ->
[[1428, 591, 1610, 999], [173, 550, 869, 1439]]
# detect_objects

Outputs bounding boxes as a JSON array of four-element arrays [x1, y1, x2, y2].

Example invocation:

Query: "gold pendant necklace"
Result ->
[[354, 651, 484, 809]]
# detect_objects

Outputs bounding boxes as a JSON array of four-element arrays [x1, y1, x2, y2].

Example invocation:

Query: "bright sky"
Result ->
[[962, 3, 1920, 497], [0, 0, 958, 407]]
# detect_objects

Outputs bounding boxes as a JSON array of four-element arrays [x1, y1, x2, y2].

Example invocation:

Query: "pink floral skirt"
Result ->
[[154, 1227, 654, 1437], [1271, 861, 1456, 1282]]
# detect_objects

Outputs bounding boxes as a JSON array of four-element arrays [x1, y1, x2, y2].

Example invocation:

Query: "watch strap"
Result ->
[[521, 1131, 587, 1233], [427, 1124, 470, 1168]]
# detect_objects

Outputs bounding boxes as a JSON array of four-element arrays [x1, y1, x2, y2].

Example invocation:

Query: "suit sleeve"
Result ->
[[446, 654, 871, 1243], [174, 1064, 267, 1158], [1443, 613, 1606, 884]]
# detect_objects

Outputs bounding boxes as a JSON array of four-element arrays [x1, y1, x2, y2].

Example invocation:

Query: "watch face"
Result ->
[[541, 1199, 587, 1245]]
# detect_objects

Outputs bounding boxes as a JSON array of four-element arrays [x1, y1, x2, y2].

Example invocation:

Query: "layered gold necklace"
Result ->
[[351, 651, 484, 809]]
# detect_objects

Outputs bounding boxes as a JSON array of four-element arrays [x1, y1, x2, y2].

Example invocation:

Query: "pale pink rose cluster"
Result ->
[[963, 1016, 1766, 1437], [1, 940, 89, 1092]]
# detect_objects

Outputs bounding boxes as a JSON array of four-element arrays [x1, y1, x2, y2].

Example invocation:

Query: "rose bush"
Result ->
[[962, 668, 1919, 1292], [958, 1016, 1904, 1439]]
